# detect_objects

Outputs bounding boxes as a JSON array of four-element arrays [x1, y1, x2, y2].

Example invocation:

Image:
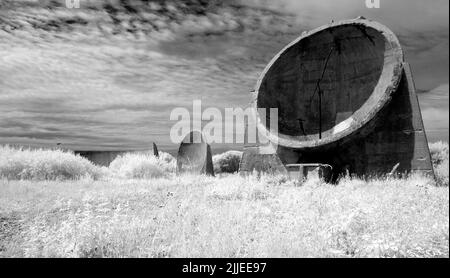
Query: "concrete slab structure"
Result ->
[[74, 150, 127, 166], [239, 18, 434, 180], [75, 142, 161, 166], [176, 131, 214, 176]]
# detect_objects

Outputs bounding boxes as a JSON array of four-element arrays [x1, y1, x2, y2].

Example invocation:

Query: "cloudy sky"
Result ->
[[0, 0, 448, 152]]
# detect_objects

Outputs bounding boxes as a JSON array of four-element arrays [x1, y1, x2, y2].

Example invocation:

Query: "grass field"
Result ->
[[0, 144, 448, 258]]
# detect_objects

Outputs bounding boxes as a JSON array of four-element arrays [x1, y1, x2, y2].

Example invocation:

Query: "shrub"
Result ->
[[0, 145, 104, 180], [109, 152, 175, 179], [430, 141, 449, 165], [158, 151, 176, 165], [429, 141, 449, 186], [212, 151, 242, 174]]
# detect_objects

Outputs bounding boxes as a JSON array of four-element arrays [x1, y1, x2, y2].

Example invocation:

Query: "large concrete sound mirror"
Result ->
[[239, 18, 434, 180]]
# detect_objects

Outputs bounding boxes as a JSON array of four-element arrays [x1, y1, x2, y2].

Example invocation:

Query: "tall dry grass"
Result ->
[[0, 143, 448, 257], [0, 174, 447, 258], [109, 152, 176, 179], [429, 141, 449, 186], [0, 146, 176, 181], [1, 143, 447, 184], [0, 145, 104, 180]]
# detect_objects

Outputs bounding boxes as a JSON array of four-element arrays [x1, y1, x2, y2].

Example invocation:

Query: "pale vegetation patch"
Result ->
[[0, 143, 448, 257], [109, 152, 176, 179], [0, 174, 447, 258], [429, 141, 449, 186], [0, 145, 105, 180], [0, 146, 177, 181], [1, 143, 446, 184]]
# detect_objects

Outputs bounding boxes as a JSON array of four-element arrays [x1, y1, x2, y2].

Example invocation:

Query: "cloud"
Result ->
[[418, 84, 449, 142], [244, 0, 449, 30], [0, 0, 448, 150]]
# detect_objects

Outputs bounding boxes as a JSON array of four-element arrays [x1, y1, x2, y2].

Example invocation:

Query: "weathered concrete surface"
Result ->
[[239, 120, 287, 175], [255, 18, 403, 149], [177, 131, 214, 176], [239, 146, 287, 176], [272, 63, 434, 180], [240, 18, 434, 180], [75, 142, 160, 167]]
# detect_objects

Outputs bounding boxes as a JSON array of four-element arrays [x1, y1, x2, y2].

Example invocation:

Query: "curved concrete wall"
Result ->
[[74, 151, 129, 166], [255, 18, 403, 149]]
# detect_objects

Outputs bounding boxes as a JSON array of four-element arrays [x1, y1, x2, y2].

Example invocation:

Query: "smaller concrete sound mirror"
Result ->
[[177, 131, 214, 176], [239, 18, 434, 181]]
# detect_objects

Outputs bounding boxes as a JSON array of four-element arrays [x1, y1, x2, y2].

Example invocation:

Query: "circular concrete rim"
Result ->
[[254, 18, 404, 149]]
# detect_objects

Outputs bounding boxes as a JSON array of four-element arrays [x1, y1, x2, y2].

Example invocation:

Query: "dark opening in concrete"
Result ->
[[256, 20, 403, 149]]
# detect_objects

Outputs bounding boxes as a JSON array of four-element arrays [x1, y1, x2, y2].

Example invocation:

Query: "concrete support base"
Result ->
[[239, 63, 434, 180]]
